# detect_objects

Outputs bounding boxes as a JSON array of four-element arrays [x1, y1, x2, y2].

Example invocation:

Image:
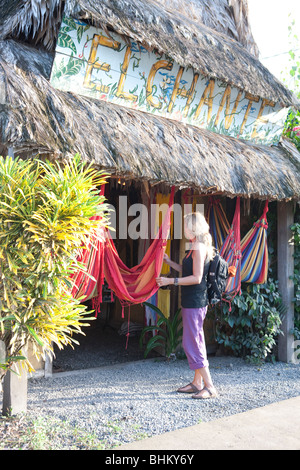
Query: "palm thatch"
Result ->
[[0, 0, 258, 56], [0, 39, 299, 202], [0, 0, 298, 107]]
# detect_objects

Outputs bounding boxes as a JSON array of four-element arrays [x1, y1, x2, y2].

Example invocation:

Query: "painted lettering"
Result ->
[[83, 34, 121, 93], [194, 78, 215, 122], [167, 66, 199, 115], [115, 45, 138, 102], [52, 17, 286, 146], [214, 85, 243, 129], [239, 92, 260, 135], [146, 60, 173, 108], [251, 98, 276, 139]]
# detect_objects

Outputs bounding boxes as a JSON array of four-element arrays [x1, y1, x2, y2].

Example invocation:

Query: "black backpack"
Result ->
[[207, 251, 228, 305]]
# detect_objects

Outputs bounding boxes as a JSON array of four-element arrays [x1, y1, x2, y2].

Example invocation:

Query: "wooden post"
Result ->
[[44, 351, 53, 378], [277, 201, 295, 363]]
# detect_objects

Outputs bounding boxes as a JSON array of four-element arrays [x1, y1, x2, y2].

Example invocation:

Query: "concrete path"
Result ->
[[118, 396, 300, 450]]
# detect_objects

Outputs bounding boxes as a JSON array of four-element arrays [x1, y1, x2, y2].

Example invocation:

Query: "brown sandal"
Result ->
[[192, 386, 218, 399], [177, 382, 201, 394]]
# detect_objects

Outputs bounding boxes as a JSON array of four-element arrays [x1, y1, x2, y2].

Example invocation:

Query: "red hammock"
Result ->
[[70, 185, 106, 314], [103, 186, 175, 316], [71, 186, 175, 329], [70, 218, 105, 314]]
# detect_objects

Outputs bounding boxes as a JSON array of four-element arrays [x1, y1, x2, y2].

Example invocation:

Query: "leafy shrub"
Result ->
[[290, 217, 300, 341], [214, 280, 285, 364], [140, 302, 183, 359], [0, 154, 109, 379]]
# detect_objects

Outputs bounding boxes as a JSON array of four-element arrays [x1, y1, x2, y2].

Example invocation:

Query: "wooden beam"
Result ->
[[277, 201, 295, 363]]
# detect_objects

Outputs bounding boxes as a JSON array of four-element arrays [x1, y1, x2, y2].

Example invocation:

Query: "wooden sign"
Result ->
[[50, 17, 288, 145]]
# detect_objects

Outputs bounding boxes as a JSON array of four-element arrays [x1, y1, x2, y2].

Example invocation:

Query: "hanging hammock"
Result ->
[[70, 218, 105, 306], [103, 186, 175, 314], [241, 201, 269, 284], [206, 197, 231, 250], [70, 185, 107, 315], [219, 197, 241, 297]]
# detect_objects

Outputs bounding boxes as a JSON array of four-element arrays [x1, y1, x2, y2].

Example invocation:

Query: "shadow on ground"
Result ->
[[53, 316, 157, 372]]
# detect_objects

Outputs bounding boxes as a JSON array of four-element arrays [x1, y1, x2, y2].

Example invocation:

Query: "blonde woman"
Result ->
[[156, 212, 218, 399]]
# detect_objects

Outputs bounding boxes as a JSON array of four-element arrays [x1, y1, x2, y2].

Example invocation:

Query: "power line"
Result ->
[[261, 48, 300, 60]]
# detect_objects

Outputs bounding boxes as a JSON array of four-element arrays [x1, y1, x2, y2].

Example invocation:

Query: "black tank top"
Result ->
[[181, 250, 210, 308]]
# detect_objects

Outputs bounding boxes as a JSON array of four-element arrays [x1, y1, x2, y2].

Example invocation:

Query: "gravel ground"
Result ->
[[18, 355, 299, 449]]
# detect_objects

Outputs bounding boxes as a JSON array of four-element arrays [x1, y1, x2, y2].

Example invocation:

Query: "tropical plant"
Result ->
[[282, 16, 300, 152], [290, 211, 300, 342], [214, 280, 285, 364], [140, 302, 183, 359], [0, 154, 109, 380]]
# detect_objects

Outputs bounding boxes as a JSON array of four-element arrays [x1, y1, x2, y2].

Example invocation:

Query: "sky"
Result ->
[[247, 0, 300, 86]]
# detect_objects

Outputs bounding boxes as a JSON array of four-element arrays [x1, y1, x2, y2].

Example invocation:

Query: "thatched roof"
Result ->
[[1, 39, 299, 202], [0, 0, 258, 56], [0, 0, 298, 107]]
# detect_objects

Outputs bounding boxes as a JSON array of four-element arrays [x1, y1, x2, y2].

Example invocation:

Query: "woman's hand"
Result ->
[[163, 253, 170, 264], [156, 276, 171, 287]]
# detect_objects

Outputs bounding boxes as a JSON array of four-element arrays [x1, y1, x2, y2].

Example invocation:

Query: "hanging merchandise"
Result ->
[[219, 197, 242, 298], [70, 185, 106, 316], [206, 197, 231, 250], [241, 201, 269, 284], [145, 292, 158, 330], [154, 192, 174, 275], [70, 221, 105, 314], [157, 289, 171, 319], [103, 186, 175, 311]]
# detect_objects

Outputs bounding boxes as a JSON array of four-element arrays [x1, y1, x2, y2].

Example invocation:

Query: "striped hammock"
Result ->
[[70, 216, 105, 315], [206, 197, 231, 250], [241, 201, 269, 284], [219, 197, 242, 297], [206, 197, 269, 302]]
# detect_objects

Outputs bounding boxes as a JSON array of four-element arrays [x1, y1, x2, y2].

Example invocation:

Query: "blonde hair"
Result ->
[[184, 212, 215, 261]]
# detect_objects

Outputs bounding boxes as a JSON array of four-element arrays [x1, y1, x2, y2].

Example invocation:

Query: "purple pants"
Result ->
[[181, 306, 209, 370]]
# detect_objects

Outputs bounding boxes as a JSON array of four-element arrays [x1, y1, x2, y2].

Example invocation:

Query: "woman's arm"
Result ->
[[163, 253, 182, 273], [156, 244, 206, 287]]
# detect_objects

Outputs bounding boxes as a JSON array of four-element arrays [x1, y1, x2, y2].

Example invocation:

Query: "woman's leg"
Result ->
[[180, 307, 209, 390], [195, 366, 217, 397]]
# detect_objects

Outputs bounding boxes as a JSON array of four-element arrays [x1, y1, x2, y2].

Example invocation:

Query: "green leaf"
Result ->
[[143, 335, 165, 358], [57, 33, 77, 54], [27, 327, 44, 347]]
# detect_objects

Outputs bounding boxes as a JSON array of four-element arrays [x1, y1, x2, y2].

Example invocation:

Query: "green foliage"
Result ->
[[0, 154, 109, 377], [215, 280, 285, 364], [290, 212, 300, 340], [281, 17, 300, 152], [140, 302, 183, 359], [283, 109, 300, 153], [281, 16, 300, 99]]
